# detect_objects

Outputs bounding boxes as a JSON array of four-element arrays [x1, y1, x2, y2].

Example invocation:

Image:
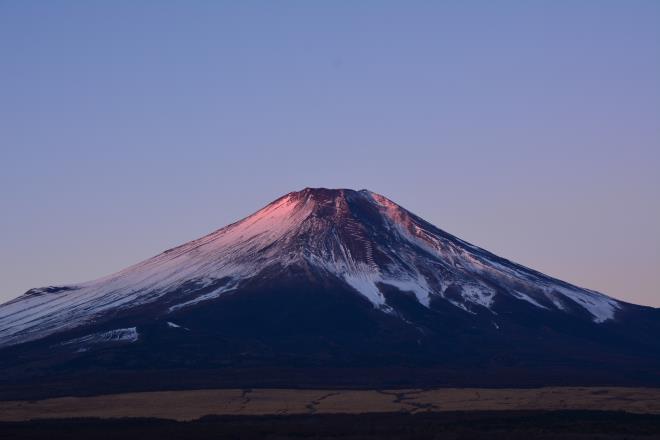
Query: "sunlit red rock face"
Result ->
[[0, 188, 659, 397]]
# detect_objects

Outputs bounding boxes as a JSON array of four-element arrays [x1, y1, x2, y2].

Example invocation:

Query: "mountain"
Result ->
[[1, 188, 659, 398]]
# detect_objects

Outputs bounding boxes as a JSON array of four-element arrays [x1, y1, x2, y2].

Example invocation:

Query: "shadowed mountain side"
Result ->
[[0, 188, 658, 397]]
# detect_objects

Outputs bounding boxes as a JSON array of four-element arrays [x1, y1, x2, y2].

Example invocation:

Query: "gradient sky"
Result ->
[[1, 1, 658, 307]]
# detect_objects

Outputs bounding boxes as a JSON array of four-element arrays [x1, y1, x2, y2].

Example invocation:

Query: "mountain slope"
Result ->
[[0, 188, 658, 397]]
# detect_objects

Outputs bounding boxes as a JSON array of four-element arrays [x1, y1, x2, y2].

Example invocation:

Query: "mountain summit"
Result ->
[[0, 188, 659, 397]]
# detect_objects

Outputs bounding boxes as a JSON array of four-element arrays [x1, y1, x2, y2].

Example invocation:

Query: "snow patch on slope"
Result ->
[[548, 286, 620, 323], [169, 283, 238, 312], [60, 327, 138, 352], [166, 321, 189, 330], [343, 272, 387, 306], [511, 290, 548, 309], [381, 277, 432, 307]]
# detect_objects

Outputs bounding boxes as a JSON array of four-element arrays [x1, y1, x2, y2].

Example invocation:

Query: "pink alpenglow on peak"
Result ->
[[0, 188, 627, 349]]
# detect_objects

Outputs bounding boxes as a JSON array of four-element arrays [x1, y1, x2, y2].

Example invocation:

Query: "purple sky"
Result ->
[[1, 2, 658, 307]]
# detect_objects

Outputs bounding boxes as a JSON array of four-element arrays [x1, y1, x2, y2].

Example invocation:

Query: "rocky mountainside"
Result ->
[[0, 188, 658, 398]]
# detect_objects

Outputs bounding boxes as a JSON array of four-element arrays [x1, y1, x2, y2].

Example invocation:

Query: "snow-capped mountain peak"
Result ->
[[0, 188, 624, 348]]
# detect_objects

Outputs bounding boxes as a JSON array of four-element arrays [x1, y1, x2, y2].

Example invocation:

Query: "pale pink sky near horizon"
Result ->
[[1, 2, 658, 307]]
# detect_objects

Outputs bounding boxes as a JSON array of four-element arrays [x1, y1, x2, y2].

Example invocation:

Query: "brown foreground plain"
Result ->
[[1, 387, 659, 421]]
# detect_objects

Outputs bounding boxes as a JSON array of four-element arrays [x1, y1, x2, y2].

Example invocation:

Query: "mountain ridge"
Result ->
[[0, 187, 658, 396], [0, 187, 627, 347]]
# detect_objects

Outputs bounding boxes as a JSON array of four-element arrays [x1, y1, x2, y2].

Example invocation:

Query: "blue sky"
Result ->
[[1, 1, 658, 306]]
